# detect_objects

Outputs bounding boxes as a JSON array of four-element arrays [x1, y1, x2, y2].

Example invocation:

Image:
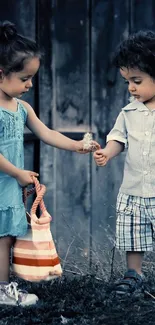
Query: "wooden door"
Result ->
[[0, 0, 155, 276]]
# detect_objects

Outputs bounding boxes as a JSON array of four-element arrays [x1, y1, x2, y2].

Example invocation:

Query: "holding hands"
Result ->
[[93, 141, 124, 166], [74, 132, 101, 154], [93, 148, 110, 166], [76, 140, 101, 154]]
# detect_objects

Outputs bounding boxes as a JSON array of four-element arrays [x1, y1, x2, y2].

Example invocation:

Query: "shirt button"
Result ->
[[143, 171, 148, 175], [145, 131, 149, 136], [143, 151, 147, 155], [144, 112, 149, 116]]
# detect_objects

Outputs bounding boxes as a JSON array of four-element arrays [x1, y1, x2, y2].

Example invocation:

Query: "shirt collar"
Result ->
[[123, 99, 149, 112]]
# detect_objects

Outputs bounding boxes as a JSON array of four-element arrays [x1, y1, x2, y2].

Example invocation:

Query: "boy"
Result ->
[[94, 30, 155, 294]]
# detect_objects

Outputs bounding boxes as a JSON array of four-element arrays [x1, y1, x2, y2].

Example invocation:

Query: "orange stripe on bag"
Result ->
[[13, 253, 58, 259], [12, 176, 62, 282], [15, 272, 61, 281], [13, 241, 56, 249], [13, 256, 61, 267]]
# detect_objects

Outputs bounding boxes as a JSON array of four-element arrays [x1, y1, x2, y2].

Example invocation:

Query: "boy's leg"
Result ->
[[126, 251, 144, 275], [114, 192, 147, 293], [113, 251, 145, 294]]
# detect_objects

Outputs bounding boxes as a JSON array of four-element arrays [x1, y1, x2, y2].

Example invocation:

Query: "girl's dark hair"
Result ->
[[0, 20, 41, 74], [113, 30, 155, 78]]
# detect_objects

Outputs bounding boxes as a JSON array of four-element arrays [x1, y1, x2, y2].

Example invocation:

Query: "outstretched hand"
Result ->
[[76, 140, 101, 154]]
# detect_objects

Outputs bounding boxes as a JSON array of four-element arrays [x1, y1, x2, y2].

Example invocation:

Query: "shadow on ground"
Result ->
[[1, 274, 155, 325]]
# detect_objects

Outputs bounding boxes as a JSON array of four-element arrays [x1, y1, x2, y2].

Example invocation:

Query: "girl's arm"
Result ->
[[22, 101, 100, 152], [0, 154, 38, 186], [0, 154, 20, 177]]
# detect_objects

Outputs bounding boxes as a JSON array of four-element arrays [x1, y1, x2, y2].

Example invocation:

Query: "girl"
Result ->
[[94, 30, 155, 295], [0, 21, 100, 306]]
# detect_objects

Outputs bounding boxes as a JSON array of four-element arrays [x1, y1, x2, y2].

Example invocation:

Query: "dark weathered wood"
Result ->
[[0, 0, 38, 212], [52, 0, 92, 272], [91, 0, 129, 276], [37, 0, 55, 224], [0, 0, 155, 275], [24, 143, 35, 210], [0, 0, 36, 109], [131, 0, 155, 32], [16, 0, 38, 210]]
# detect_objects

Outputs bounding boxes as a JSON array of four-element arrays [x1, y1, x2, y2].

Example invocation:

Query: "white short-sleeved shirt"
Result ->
[[107, 99, 155, 197]]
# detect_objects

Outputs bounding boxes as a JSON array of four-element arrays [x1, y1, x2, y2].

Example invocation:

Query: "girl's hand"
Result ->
[[93, 149, 110, 166], [16, 170, 39, 187], [76, 140, 101, 154]]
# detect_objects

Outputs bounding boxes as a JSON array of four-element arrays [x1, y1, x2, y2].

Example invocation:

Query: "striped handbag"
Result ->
[[12, 177, 62, 282]]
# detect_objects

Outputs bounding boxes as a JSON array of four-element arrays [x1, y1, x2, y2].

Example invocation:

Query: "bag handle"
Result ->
[[23, 176, 52, 225]]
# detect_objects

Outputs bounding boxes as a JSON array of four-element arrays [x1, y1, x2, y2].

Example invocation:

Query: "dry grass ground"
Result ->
[[1, 271, 155, 325]]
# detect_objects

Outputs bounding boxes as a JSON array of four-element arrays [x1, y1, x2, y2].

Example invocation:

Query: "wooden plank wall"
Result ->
[[0, 0, 155, 276], [46, 0, 92, 273], [0, 0, 37, 208], [91, 0, 129, 276]]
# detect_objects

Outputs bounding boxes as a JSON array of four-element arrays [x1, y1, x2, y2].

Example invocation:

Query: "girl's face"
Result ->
[[120, 67, 155, 107], [0, 57, 40, 98]]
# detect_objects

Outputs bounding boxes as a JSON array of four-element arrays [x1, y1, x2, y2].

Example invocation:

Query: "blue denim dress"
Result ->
[[0, 100, 28, 237]]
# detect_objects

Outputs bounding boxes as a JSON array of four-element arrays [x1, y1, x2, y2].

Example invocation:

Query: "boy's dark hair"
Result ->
[[113, 30, 155, 78], [0, 20, 41, 74]]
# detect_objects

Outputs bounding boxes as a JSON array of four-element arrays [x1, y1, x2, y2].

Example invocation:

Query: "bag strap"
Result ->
[[23, 176, 52, 225], [30, 176, 46, 214]]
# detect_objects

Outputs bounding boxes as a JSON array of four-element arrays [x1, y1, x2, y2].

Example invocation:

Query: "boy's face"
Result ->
[[0, 57, 40, 98], [120, 67, 155, 107]]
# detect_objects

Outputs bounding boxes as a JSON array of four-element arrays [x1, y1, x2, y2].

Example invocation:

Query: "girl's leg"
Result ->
[[0, 236, 38, 306], [126, 251, 144, 275], [0, 236, 14, 282]]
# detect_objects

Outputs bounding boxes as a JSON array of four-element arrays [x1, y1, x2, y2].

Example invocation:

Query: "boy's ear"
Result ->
[[0, 69, 4, 81]]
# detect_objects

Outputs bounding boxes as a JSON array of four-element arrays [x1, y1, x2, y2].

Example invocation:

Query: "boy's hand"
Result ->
[[93, 149, 110, 166], [76, 140, 101, 154], [16, 170, 39, 187]]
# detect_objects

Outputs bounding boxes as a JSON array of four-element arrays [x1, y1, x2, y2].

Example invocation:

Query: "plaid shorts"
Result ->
[[116, 192, 155, 251]]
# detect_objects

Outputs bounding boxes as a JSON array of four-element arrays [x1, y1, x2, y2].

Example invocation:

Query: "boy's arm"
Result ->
[[104, 140, 124, 159], [93, 140, 124, 166], [94, 111, 127, 166]]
